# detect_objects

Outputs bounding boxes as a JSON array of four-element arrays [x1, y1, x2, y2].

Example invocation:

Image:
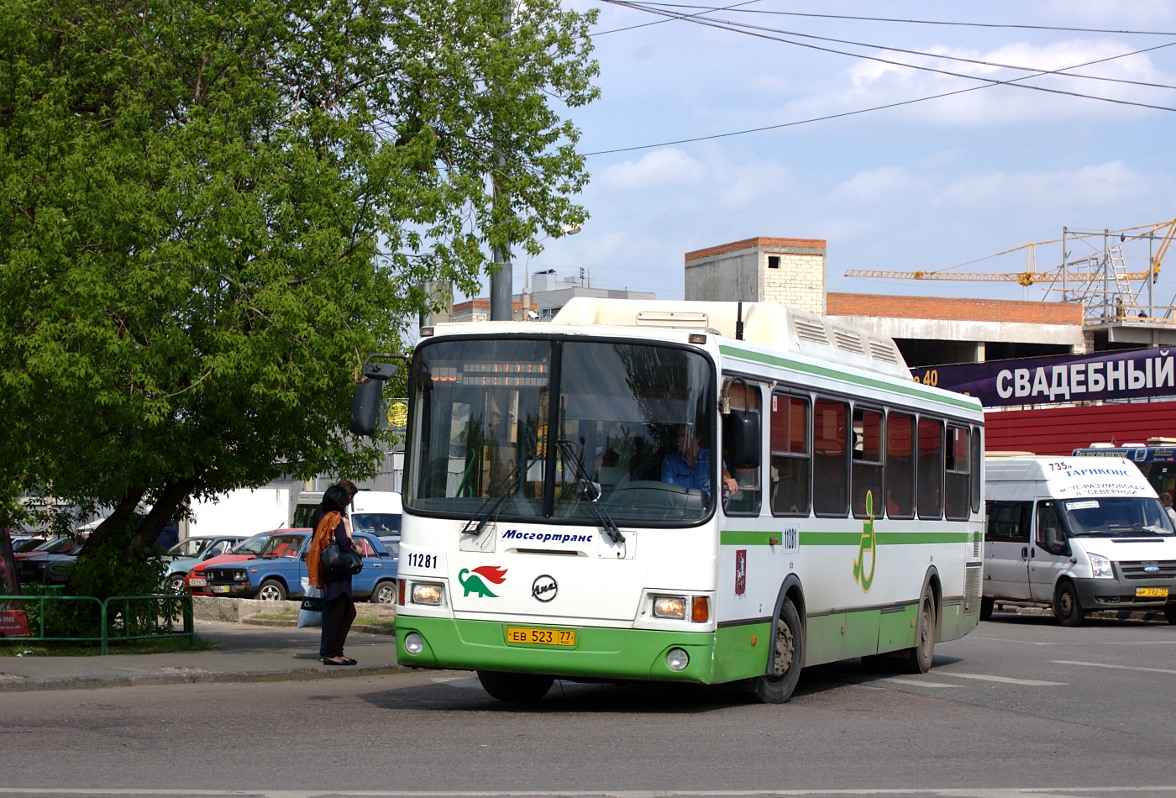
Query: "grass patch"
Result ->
[[0, 636, 218, 657], [249, 612, 297, 621], [359, 619, 397, 630]]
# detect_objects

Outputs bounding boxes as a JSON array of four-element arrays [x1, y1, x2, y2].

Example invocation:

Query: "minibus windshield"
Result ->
[[1061, 497, 1176, 537]]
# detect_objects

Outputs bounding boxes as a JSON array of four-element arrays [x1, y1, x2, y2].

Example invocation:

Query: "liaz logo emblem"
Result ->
[[459, 566, 507, 597], [531, 574, 558, 602]]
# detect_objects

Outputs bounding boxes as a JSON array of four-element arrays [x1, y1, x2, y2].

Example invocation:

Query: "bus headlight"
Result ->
[[653, 595, 687, 619], [411, 582, 445, 606], [404, 632, 425, 655], [1089, 554, 1114, 579]]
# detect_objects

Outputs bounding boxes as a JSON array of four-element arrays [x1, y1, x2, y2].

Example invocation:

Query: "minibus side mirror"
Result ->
[[1042, 526, 1069, 556]]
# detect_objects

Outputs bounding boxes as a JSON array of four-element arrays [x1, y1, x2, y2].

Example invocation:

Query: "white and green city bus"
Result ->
[[354, 299, 985, 703]]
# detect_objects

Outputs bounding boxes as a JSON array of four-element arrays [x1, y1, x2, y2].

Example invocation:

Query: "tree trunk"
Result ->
[[125, 478, 198, 554], [78, 489, 144, 557]]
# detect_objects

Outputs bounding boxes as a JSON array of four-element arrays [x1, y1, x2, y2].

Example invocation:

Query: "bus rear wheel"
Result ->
[[902, 585, 937, 674], [753, 597, 804, 704], [476, 671, 554, 703]]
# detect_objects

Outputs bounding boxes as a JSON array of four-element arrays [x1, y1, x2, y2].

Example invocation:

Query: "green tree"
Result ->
[[0, 0, 598, 558]]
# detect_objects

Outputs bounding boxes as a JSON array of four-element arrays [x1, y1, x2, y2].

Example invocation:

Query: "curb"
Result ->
[[0, 663, 409, 693], [240, 617, 396, 635]]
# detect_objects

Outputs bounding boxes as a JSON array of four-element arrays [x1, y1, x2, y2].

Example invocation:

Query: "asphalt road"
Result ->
[[2, 612, 1175, 798]]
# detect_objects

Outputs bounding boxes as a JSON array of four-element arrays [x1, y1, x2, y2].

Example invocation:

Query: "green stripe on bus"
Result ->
[[720, 529, 973, 546], [717, 345, 981, 413]]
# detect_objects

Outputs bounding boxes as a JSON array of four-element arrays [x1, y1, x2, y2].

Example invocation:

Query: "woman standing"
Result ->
[[307, 481, 360, 666]]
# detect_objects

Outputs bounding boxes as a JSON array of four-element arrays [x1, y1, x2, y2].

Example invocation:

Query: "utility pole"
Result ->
[[489, 156, 512, 321], [489, 0, 514, 321]]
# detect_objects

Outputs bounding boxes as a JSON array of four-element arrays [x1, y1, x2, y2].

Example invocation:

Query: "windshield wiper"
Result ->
[[460, 465, 522, 540], [556, 440, 624, 544], [461, 454, 540, 537]]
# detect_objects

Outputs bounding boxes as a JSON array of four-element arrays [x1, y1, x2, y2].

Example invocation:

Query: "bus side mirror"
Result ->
[[723, 409, 761, 469], [351, 379, 384, 436], [349, 355, 406, 437]]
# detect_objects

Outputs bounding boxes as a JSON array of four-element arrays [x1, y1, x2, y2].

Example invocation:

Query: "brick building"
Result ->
[[685, 237, 1176, 456]]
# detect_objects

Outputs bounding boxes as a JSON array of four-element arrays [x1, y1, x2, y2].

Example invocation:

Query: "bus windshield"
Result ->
[[407, 336, 717, 526], [1060, 497, 1175, 537]]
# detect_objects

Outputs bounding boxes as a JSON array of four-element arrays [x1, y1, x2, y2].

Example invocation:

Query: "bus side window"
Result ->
[[886, 411, 915, 518], [813, 398, 849, 517], [770, 392, 810, 516], [723, 378, 762, 516], [851, 406, 883, 519]]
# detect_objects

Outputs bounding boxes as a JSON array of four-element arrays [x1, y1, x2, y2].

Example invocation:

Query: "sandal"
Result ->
[[322, 657, 352, 666]]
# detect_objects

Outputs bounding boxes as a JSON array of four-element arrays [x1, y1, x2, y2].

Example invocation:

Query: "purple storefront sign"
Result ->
[[911, 347, 1176, 408]]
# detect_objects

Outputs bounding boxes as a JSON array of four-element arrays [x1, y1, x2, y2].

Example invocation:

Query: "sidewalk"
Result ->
[[0, 619, 407, 693]]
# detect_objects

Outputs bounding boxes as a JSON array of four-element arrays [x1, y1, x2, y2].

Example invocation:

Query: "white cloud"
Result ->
[[597, 148, 707, 191], [780, 38, 1173, 127]]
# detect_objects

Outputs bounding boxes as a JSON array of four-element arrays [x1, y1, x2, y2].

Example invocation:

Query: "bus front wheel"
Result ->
[[753, 597, 804, 704], [477, 671, 554, 703]]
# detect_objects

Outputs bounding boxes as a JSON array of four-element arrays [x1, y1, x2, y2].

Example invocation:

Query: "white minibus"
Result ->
[[983, 455, 1176, 625]]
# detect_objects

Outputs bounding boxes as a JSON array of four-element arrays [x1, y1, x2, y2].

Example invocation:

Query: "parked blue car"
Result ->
[[202, 530, 398, 604]]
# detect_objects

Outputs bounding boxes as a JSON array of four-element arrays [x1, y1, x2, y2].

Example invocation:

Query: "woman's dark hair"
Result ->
[[322, 484, 352, 513]]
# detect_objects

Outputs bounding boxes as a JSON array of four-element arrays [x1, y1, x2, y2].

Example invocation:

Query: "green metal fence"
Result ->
[[0, 593, 195, 654]]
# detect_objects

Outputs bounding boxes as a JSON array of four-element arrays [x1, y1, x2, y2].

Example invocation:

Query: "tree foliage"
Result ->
[[0, 0, 598, 555]]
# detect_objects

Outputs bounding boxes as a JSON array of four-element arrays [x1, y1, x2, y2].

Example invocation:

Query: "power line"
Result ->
[[634, 6, 1176, 92], [585, 3, 1176, 156], [595, 0, 762, 36], [604, 0, 1176, 97], [600, 3, 1176, 37]]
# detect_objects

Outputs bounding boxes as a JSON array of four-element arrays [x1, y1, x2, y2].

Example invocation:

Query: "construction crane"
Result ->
[[844, 218, 1176, 321]]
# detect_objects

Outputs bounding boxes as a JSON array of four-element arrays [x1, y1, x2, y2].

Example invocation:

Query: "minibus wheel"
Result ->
[[1053, 581, 1085, 627], [477, 670, 554, 703], [753, 597, 804, 704], [979, 596, 994, 621], [1165, 606, 1176, 625]]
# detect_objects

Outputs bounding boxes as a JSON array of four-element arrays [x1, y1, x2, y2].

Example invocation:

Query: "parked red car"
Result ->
[[14, 536, 84, 585], [184, 530, 304, 595]]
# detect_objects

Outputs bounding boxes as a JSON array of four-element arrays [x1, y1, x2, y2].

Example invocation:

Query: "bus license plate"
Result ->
[[1136, 587, 1168, 598], [506, 626, 576, 647]]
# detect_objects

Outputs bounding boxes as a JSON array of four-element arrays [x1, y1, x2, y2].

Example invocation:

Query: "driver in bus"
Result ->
[[662, 425, 739, 497]]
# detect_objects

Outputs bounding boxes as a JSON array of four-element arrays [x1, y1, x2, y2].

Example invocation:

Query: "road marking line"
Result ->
[[1052, 659, 1176, 675], [2, 786, 1176, 796], [942, 673, 1066, 686], [882, 679, 959, 688], [432, 676, 483, 688]]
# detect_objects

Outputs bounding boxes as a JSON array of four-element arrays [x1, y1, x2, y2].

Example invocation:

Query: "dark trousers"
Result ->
[[320, 592, 356, 659]]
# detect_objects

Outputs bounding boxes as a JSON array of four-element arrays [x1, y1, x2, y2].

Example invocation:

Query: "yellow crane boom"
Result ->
[[844, 217, 1175, 290], [840, 268, 1136, 286]]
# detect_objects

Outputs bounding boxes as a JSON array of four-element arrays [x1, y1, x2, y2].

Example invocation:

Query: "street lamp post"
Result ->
[[523, 223, 581, 321]]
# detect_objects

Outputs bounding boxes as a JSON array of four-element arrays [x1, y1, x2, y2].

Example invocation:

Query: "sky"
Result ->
[[487, 0, 1176, 311]]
